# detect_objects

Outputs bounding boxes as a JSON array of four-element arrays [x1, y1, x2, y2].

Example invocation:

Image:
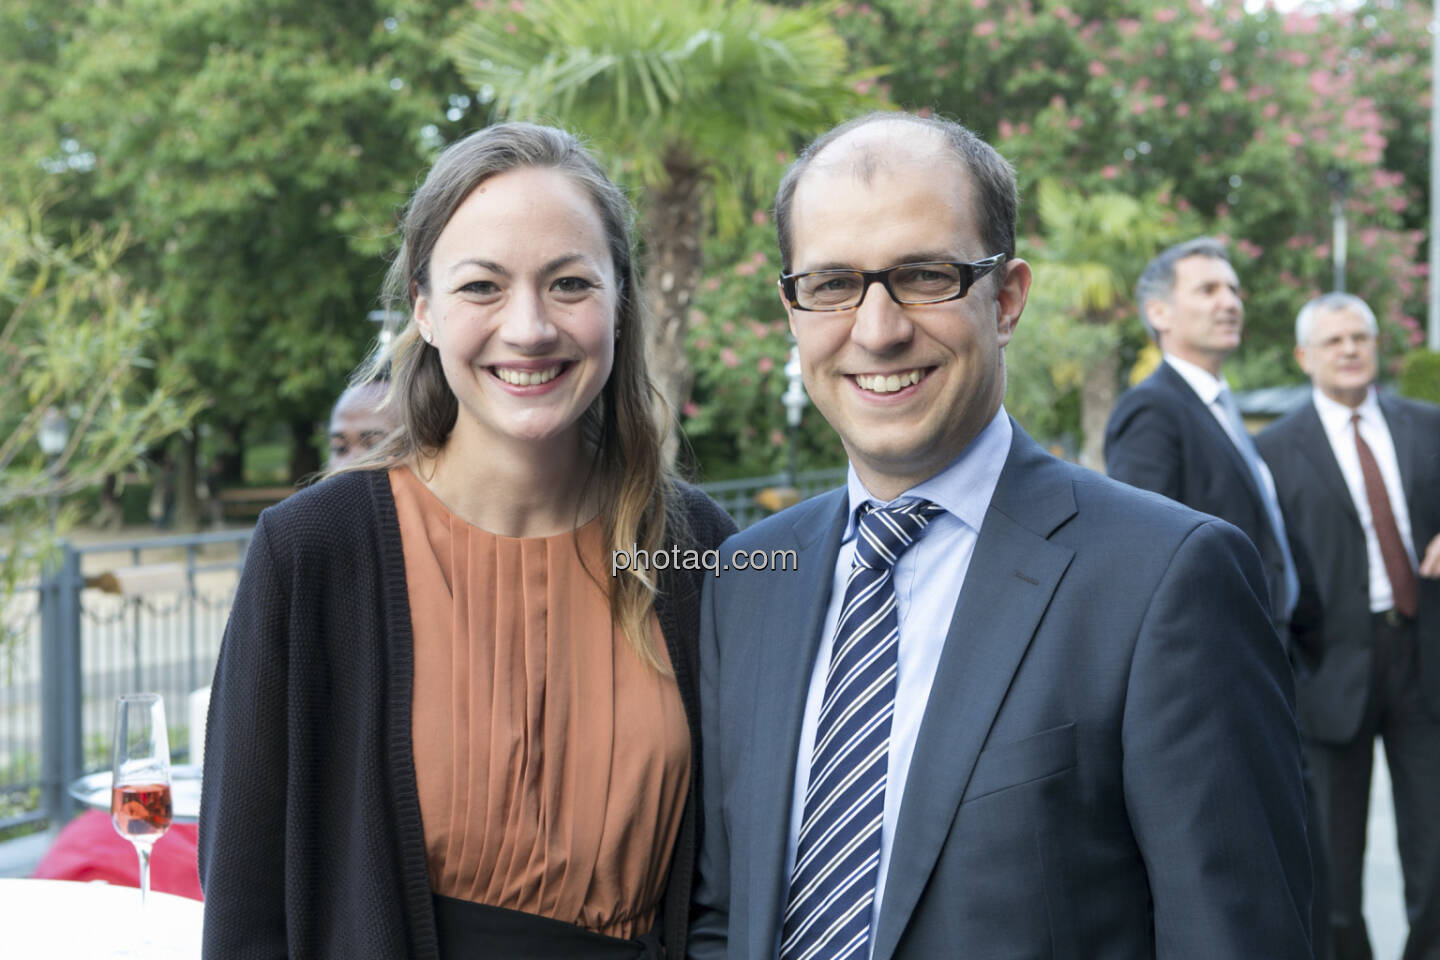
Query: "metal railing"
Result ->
[[2, 531, 252, 833], [0, 468, 848, 833]]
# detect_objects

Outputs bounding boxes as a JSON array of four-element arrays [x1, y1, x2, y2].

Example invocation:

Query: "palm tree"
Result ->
[[450, 0, 876, 453], [1027, 179, 1194, 470]]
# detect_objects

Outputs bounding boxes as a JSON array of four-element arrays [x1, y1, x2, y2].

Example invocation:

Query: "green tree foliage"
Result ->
[[450, 0, 878, 448], [1015, 180, 1201, 466], [43, 0, 469, 489], [0, 200, 199, 627]]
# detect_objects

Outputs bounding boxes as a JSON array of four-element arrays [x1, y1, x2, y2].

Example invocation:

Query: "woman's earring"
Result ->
[[421, 329, 432, 344]]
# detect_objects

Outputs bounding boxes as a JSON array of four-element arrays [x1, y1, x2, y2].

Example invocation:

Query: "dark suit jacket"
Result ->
[[1104, 361, 1295, 629], [1255, 393, 1440, 744], [689, 423, 1312, 959]]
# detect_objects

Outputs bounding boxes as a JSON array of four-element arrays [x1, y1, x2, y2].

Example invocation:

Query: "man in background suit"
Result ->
[[1104, 237, 1302, 633], [688, 112, 1312, 959], [1256, 293, 1440, 960], [1103, 236, 1328, 954]]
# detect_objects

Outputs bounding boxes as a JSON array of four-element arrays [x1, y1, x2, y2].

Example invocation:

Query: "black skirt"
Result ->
[[433, 895, 664, 959]]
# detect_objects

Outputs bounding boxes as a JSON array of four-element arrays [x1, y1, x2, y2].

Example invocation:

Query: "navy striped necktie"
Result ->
[[781, 498, 945, 960]]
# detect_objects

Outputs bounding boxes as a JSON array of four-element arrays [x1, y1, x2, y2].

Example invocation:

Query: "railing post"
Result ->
[[39, 542, 83, 827], [57, 544, 83, 818]]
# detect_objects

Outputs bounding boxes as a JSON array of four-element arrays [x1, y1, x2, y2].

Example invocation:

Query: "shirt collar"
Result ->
[[1312, 384, 1380, 434], [1163, 353, 1230, 406], [843, 405, 1012, 539]]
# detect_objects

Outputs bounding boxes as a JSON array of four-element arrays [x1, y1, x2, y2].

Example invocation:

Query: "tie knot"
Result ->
[[853, 498, 944, 571]]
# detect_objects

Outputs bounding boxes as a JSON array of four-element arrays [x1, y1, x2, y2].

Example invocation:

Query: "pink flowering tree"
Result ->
[[682, 201, 848, 479], [833, 0, 1428, 445]]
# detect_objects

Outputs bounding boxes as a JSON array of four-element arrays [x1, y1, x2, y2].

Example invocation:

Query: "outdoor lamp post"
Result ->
[[37, 406, 69, 531], [367, 309, 393, 350], [1327, 167, 1350, 294], [781, 343, 808, 487]]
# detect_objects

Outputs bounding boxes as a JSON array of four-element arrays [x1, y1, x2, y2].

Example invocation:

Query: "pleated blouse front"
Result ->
[[390, 466, 690, 940]]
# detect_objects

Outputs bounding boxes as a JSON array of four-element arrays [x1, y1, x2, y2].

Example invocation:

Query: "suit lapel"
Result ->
[[1379, 392, 1418, 506], [747, 490, 848, 960], [871, 427, 1077, 960], [1292, 401, 1360, 525], [1157, 362, 1269, 509]]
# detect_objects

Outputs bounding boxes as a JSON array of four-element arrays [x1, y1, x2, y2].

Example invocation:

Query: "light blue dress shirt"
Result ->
[[781, 407, 1012, 955]]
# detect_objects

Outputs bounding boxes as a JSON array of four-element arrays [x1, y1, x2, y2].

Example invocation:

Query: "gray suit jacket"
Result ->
[[690, 423, 1313, 959], [1256, 392, 1440, 744]]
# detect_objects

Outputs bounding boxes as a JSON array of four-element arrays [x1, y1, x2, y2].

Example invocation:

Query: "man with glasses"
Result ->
[[1256, 293, 1440, 960], [689, 112, 1312, 959]]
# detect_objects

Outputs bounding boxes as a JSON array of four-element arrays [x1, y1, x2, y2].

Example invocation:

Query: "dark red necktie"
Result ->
[[1353, 413, 1417, 618]]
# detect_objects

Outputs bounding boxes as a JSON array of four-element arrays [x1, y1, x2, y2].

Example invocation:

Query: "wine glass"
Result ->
[[111, 693, 173, 914]]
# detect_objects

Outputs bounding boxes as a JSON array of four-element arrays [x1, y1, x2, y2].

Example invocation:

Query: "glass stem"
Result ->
[[135, 841, 153, 909]]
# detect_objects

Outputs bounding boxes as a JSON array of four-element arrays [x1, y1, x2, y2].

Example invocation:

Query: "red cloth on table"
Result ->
[[31, 810, 203, 901]]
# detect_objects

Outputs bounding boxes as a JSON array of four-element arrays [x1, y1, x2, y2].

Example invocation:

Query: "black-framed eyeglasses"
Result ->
[[780, 254, 1007, 312]]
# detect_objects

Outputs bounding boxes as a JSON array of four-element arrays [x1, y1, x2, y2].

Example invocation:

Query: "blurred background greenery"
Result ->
[[3, 0, 1437, 516]]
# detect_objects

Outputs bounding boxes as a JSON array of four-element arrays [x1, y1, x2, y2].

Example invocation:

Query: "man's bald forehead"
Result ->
[[803, 119, 957, 186]]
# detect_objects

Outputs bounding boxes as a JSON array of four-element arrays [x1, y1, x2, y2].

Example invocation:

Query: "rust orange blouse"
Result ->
[[390, 466, 690, 939]]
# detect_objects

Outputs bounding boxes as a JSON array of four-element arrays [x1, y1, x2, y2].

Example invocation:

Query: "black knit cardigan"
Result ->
[[198, 469, 737, 959]]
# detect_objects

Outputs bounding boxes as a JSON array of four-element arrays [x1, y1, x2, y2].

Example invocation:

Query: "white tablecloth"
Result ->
[[0, 877, 203, 957]]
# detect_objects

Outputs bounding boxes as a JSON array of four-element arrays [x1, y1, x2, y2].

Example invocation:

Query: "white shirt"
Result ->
[[1163, 353, 1284, 507], [782, 407, 1012, 952], [1311, 387, 1418, 612]]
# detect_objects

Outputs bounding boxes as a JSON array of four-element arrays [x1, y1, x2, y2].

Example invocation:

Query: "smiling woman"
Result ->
[[197, 123, 736, 960]]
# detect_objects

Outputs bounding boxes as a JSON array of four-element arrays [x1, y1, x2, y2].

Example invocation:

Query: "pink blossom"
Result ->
[[1154, 8, 1178, 23], [752, 209, 768, 226], [750, 321, 769, 337], [1262, 103, 1280, 119], [1216, 203, 1230, 219], [1284, 132, 1304, 147], [1176, 102, 1191, 117], [720, 348, 740, 368], [1117, 18, 1141, 36], [974, 20, 997, 36], [1151, 94, 1167, 109], [999, 119, 1015, 138], [734, 261, 758, 277], [1219, 75, 1237, 93], [1050, 95, 1067, 110], [1068, 116, 1084, 130], [508, 0, 525, 10], [1236, 239, 1263, 259], [703, 277, 720, 292], [1101, 165, 1120, 180], [1088, 60, 1107, 77], [757, 356, 774, 374], [972, 0, 989, 6], [682, 402, 700, 418], [1131, 100, 1148, 116], [694, 337, 712, 351], [770, 429, 786, 448], [504, 21, 517, 33]]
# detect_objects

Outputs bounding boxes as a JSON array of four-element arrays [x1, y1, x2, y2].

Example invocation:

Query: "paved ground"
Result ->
[[1365, 744, 1408, 958]]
